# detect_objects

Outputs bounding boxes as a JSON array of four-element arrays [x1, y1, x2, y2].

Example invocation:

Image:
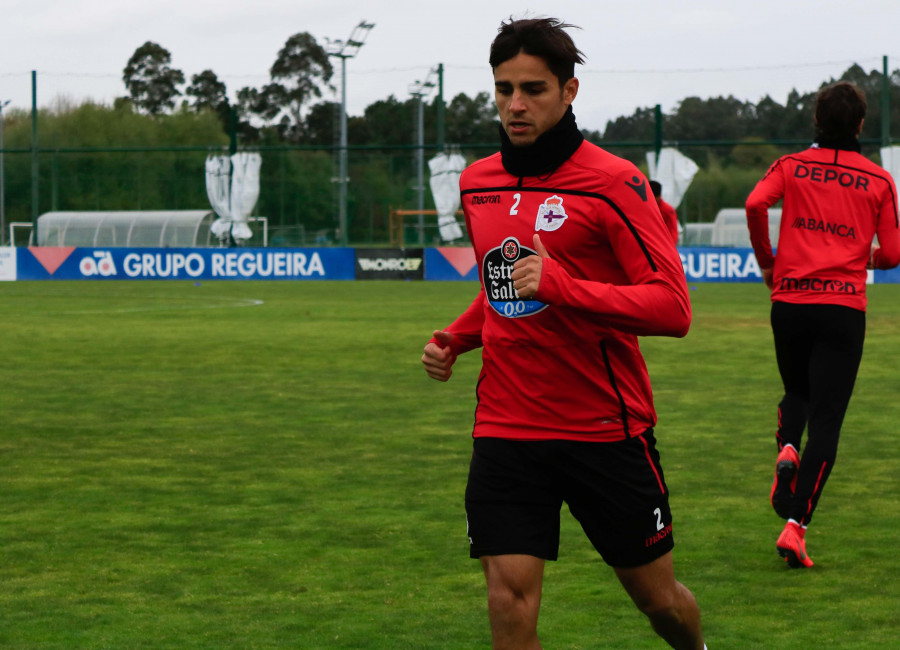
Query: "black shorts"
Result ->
[[464, 431, 674, 568]]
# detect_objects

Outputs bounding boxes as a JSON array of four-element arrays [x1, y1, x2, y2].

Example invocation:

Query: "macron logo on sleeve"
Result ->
[[625, 176, 648, 201]]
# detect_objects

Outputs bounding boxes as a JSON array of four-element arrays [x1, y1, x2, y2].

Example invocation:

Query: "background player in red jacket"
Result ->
[[651, 180, 681, 246], [746, 81, 900, 568], [421, 17, 705, 649]]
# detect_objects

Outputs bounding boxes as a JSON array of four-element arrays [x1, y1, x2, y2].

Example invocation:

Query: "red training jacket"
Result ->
[[441, 141, 691, 442], [746, 144, 900, 310]]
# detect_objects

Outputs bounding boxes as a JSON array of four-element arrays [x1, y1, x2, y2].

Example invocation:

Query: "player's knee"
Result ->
[[635, 583, 694, 625], [486, 582, 537, 619], [487, 582, 523, 609], [642, 601, 684, 627]]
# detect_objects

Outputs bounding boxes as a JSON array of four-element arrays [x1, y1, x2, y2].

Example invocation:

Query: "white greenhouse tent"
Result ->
[[35, 211, 216, 247], [710, 208, 782, 248]]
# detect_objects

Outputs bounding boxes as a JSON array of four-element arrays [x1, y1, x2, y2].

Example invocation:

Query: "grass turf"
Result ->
[[1, 280, 899, 648]]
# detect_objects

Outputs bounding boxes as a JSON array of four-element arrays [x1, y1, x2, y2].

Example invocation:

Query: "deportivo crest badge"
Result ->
[[535, 195, 568, 232]]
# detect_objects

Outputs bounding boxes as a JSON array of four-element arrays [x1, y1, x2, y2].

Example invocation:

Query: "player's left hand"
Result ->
[[867, 245, 879, 269], [511, 234, 550, 299]]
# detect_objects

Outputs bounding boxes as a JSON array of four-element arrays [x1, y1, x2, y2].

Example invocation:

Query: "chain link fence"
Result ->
[[2, 139, 890, 247]]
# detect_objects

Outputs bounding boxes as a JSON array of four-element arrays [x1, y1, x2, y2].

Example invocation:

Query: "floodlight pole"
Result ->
[[328, 21, 374, 247], [882, 55, 890, 147], [31, 71, 38, 225], [0, 99, 9, 245], [409, 83, 427, 244], [409, 66, 439, 245], [436, 63, 445, 152]]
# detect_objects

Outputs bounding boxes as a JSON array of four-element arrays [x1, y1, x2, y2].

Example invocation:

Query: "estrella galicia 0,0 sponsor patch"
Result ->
[[482, 237, 548, 318]]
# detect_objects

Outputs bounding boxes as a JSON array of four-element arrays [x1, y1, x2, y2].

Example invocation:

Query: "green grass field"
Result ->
[[2, 280, 899, 648]]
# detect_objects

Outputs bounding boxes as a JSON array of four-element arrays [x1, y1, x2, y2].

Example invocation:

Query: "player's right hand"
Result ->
[[422, 330, 456, 382]]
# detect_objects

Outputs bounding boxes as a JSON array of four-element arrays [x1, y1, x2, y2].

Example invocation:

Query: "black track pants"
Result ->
[[771, 301, 865, 526]]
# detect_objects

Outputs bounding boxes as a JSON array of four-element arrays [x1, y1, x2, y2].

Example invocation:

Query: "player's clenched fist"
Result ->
[[422, 330, 456, 381], [511, 234, 550, 299]]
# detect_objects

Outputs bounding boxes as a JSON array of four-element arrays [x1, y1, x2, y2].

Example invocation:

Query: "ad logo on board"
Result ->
[[79, 251, 117, 277], [0, 247, 16, 281], [355, 248, 424, 280]]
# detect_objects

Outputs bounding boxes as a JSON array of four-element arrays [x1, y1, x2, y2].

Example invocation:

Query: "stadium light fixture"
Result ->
[[0, 99, 10, 245], [327, 20, 375, 247]]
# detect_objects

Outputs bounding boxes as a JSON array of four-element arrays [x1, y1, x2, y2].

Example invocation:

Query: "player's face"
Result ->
[[493, 51, 578, 147]]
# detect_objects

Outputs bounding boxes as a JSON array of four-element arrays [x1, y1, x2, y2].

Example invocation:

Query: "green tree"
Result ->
[[351, 95, 413, 145], [778, 88, 817, 142], [122, 42, 185, 115], [297, 101, 338, 145], [601, 106, 657, 142], [236, 84, 287, 123], [748, 95, 787, 139], [232, 83, 296, 144], [444, 92, 497, 144], [668, 96, 754, 142], [731, 137, 784, 168], [233, 32, 333, 143], [268, 32, 334, 126], [1, 102, 228, 220], [831, 63, 900, 150], [186, 70, 229, 115]]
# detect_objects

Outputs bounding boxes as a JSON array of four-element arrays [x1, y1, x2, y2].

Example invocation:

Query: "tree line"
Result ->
[[116, 35, 900, 153], [2, 33, 899, 243], [117, 36, 500, 147]]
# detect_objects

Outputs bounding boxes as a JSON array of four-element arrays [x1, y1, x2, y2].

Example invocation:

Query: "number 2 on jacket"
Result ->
[[510, 192, 521, 216]]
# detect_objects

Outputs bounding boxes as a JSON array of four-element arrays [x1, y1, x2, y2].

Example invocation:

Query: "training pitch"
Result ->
[[1, 280, 899, 648]]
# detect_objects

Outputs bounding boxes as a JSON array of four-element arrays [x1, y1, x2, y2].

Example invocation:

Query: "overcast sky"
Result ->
[[2, 0, 900, 133]]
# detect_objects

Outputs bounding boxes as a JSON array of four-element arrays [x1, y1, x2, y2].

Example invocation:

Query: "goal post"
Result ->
[[388, 208, 464, 247]]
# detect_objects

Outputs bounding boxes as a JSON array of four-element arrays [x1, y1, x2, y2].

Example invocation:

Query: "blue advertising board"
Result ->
[[16, 247, 356, 281], [873, 266, 900, 284], [679, 247, 763, 283], [0, 247, 15, 281], [6, 245, 899, 284], [424, 247, 479, 281], [425, 246, 767, 283]]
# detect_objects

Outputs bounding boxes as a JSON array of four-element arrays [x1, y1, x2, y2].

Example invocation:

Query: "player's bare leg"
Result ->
[[480, 554, 545, 649], [614, 551, 704, 650]]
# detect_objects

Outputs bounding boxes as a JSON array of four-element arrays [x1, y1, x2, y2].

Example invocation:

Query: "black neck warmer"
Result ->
[[499, 106, 585, 178], [814, 135, 861, 152]]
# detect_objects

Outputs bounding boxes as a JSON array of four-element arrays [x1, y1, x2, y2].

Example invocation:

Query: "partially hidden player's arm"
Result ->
[[871, 180, 900, 269], [530, 178, 691, 338], [745, 159, 785, 283], [661, 200, 680, 246], [421, 290, 485, 382]]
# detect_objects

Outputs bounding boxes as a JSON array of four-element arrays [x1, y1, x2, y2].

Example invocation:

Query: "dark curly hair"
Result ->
[[815, 81, 867, 139], [489, 17, 584, 87]]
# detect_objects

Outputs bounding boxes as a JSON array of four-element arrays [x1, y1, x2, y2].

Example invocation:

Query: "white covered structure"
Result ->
[[36, 211, 216, 247], [646, 147, 700, 209], [880, 146, 900, 184], [428, 151, 466, 241], [205, 152, 262, 245], [708, 208, 782, 248]]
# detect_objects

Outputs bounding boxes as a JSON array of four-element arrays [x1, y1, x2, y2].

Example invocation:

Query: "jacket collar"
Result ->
[[813, 136, 861, 152], [499, 106, 585, 178]]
